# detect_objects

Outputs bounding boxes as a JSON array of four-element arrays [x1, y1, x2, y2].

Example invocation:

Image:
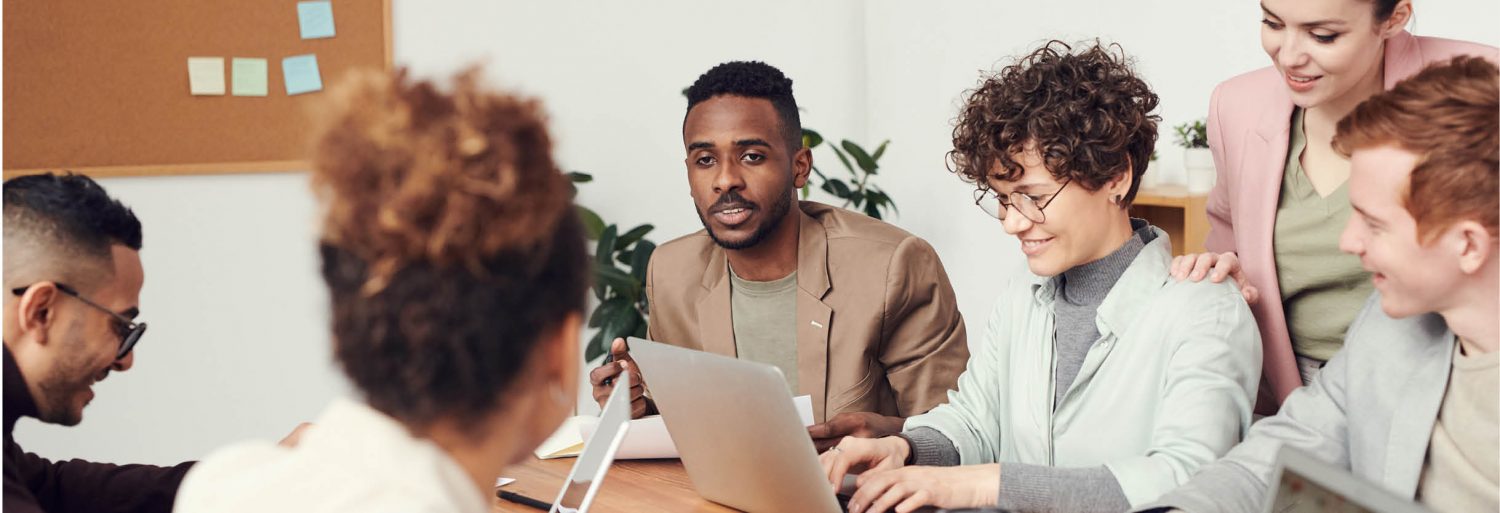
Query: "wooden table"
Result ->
[[493, 457, 738, 512]]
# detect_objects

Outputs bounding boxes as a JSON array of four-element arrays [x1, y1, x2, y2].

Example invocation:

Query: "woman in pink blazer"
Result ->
[[1172, 0, 1497, 414]]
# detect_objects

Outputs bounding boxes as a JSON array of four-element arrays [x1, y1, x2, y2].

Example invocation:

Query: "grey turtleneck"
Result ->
[[900, 221, 1155, 512]]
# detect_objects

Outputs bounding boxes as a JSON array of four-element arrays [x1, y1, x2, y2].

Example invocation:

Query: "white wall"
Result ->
[[13, 0, 1498, 465]]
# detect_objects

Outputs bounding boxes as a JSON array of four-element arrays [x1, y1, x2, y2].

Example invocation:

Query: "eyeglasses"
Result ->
[[973, 179, 1072, 224], [11, 283, 146, 360]]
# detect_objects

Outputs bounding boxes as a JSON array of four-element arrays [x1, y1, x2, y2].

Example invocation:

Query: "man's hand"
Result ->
[[277, 422, 314, 448], [808, 412, 906, 452], [587, 338, 650, 418], [845, 464, 1000, 513]]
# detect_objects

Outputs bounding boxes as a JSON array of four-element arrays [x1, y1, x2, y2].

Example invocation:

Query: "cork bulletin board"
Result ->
[[3, 0, 392, 178]]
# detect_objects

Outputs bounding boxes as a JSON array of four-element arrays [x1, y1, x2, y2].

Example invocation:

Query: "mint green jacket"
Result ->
[[905, 229, 1262, 506]]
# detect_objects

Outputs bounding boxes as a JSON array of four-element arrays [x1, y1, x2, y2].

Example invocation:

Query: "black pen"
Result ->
[[496, 489, 552, 511], [600, 339, 630, 387], [601, 352, 616, 387]]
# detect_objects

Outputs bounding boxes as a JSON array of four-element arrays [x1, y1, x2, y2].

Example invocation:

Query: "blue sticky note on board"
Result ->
[[282, 54, 322, 95], [297, 1, 335, 39]]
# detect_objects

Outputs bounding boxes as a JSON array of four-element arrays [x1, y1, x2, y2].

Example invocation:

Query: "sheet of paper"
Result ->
[[532, 416, 586, 460], [281, 54, 323, 95], [793, 395, 814, 427], [578, 415, 678, 460], [186, 57, 225, 95], [230, 58, 267, 96], [297, 1, 335, 39], [494, 477, 516, 488]]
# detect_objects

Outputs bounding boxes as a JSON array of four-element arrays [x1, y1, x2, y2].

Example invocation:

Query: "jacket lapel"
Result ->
[[1382, 31, 1424, 88], [1249, 90, 1295, 286], [1383, 330, 1455, 497], [695, 246, 737, 358], [794, 209, 833, 423]]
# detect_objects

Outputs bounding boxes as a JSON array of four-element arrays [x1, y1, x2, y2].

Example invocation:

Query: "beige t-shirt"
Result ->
[[729, 267, 799, 394], [1416, 343, 1499, 513]]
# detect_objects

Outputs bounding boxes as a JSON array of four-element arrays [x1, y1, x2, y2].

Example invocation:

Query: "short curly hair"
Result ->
[[684, 61, 801, 150], [311, 68, 589, 432], [948, 40, 1160, 206]]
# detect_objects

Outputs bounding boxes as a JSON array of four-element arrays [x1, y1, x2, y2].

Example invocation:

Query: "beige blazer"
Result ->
[[644, 201, 969, 423]]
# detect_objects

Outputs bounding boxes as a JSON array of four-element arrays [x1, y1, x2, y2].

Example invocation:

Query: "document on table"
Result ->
[[577, 395, 815, 460], [532, 416, 587, 459]]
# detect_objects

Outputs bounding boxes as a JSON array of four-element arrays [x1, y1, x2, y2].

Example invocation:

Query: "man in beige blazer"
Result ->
[[589, 61, 968, 450]]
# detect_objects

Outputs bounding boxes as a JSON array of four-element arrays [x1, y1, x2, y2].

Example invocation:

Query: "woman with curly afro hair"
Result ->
[[819, 41, 1263, 513], [173, 68, 591, 513]]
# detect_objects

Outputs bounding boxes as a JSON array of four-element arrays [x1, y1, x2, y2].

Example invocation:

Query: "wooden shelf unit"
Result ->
[[1131, 185, 1209, 256]]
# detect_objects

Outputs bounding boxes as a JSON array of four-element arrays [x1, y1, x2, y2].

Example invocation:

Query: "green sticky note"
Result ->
[[231, 58, 268, 97]]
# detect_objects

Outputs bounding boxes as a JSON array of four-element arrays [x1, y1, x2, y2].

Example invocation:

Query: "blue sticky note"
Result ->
[[282, 54, 322, 95], [297, 1, 335, 39]]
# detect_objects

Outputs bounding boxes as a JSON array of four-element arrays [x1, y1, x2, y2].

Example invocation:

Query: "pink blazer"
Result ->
[[1205, 31, 1498, 414]]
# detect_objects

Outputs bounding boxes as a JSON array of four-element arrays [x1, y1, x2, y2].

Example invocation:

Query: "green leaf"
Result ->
[[802, 128, 824, 149], [842, 140, 878, 174], [630, 240, 655, 283], [586, 331, 607, 362], [801, 184, 811, 199], [576, 206, 605, 240], [615, 249, 634, 266], [850, 191, 864, 208], [810, 165, 834, 181], [820, 178, 852, 198], [615, 224, 655, 251], [597, 302, 641, 354], [596, 225, 618, 266], [632, 322, 648, 339], [567, 171, 594, 183], [864, 198, 883, 219], [829, 145, 857, 177], [871, 140, 890, 161], [594, 262, 641, 301]]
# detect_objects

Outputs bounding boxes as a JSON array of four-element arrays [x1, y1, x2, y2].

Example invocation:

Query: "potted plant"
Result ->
[[1175, 120, 1214, 193]]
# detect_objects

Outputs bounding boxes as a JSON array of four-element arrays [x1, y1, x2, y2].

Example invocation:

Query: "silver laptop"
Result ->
[[551, 373, 632, 513], [1264, 446, 1431, 513], [628, 338, 843, 513]]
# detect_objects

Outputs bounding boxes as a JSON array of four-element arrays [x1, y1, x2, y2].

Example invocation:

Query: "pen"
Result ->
[[600, 339, 630, 387], [496, 489, 552, 511], [600, 353, 616, 387]]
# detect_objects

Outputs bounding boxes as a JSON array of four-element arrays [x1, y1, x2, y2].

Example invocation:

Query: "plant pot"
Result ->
[[1139, 161, 1161, 190], [1183, 147, 1216, 194]]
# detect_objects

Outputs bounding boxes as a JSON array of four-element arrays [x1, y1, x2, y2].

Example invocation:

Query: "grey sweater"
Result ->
[[902, 221, 1154, 512]]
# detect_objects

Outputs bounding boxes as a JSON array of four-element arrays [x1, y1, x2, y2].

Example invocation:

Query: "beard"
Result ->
[[35, 321, 104, 426], [698, 184, 795, 251]]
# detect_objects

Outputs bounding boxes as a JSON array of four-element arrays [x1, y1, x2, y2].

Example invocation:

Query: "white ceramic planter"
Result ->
[[1183, 147, 1216, 193]]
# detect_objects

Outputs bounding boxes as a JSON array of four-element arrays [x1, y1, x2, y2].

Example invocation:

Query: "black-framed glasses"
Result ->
[[11, 283, 146, 360], [973, 179, 1072, 224]]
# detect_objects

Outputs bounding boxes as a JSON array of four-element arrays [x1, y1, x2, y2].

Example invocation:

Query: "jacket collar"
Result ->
[[4, 345, 39, 439], [693, 202, 835, 421], [1031, 223, 1173, 339], [698, 202, 831, 300]]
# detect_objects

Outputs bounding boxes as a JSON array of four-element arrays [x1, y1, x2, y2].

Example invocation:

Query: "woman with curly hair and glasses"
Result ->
[[172, 68, 591, 513], [818, 41, 1263, 513]]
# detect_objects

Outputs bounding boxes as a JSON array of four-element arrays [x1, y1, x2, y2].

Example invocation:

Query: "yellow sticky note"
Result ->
[[187, 57, 225, 95], [231, 58, 268, 97]]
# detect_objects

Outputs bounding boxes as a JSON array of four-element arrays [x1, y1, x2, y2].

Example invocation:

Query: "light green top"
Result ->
[[1273, 108, 1375, 362], [729, 267, 799, 393], [903, 228, 1263, 507]]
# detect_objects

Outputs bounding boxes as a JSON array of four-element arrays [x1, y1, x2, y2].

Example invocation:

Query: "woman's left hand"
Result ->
[[845, 464, 1000, 513]]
